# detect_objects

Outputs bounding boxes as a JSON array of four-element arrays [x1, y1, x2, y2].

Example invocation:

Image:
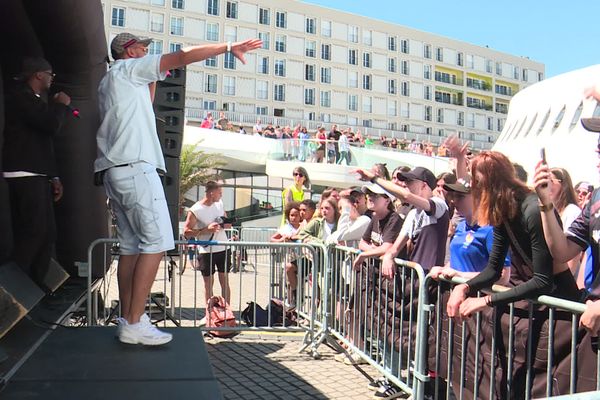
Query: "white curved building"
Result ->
[[493, 65, 600, 186]]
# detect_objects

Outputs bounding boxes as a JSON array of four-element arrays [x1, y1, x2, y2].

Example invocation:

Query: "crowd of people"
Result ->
[[255, 101, 600, 398], [199, 114, 456, 162]]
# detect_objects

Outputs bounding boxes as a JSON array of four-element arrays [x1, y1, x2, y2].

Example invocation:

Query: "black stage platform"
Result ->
[[1, 327, 222, 400]]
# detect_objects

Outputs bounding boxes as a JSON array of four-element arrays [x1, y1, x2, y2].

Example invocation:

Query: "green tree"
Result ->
[[179, 141, 225, 213]]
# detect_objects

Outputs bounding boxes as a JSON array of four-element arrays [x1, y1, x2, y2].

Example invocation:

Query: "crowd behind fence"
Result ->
[[85, 228, 600, 399]]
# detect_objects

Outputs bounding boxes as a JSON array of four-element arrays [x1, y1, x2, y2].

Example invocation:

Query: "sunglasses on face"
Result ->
[[293, 172, 304, 177]]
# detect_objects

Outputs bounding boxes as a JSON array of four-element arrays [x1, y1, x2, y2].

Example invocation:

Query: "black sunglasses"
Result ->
[[293, 172, 304, 177]]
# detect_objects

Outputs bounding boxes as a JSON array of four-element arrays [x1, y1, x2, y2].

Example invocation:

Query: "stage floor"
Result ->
[[1, 327, 222, 399]]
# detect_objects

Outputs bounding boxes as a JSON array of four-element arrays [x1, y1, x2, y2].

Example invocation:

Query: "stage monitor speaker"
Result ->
[[154, 85, 185, 111], [42, 258, 70, 293], [0, 262, 45, 339]]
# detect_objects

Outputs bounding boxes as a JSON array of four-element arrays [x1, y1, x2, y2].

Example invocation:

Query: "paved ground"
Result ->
[[96, 243, 390, 399], [205, 333, 382, 400]]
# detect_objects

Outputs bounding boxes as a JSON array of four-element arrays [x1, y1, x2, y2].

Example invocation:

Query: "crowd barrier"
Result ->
[[84, 231, 600, 399]]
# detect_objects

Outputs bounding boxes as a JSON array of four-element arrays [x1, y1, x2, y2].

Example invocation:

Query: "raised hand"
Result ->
[[231, 39, 263, 64]]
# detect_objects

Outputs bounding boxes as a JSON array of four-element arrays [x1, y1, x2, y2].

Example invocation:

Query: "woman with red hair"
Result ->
[[445, 151, 578, 399]]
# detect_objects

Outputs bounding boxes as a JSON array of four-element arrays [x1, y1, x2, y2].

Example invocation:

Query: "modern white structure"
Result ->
[[493, 64, 600, 186], [101, 0, 545, 149]]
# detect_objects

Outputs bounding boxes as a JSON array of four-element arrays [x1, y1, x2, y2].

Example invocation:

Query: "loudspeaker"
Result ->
[[0, 262, 45, 339], [161, 156, 181, 241], [155, 110, 184, 157], [41, 258, 70, 293], [154, 85, 185, 111]]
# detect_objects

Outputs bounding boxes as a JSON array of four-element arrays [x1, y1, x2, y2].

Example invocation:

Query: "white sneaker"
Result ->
[[114, 317, 128, 338], [119, 316, 172, 346]]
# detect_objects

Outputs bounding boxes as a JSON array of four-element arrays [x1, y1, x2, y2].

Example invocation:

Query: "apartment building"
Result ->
[[102, 0, 545, 149]]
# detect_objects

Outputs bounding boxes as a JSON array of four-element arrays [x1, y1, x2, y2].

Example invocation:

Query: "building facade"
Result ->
[[102, 0, 545, 149]]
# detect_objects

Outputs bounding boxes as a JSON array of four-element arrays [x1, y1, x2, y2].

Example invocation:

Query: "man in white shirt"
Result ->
[[253, 119, 263, 135], [183, 181, 232, 321], [96, 32, 261, 345]]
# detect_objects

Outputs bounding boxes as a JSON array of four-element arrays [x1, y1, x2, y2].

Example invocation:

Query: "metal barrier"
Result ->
[[85, 239, 327, 354], [318, 245, 427, 398], [421, 275, 600, 400]]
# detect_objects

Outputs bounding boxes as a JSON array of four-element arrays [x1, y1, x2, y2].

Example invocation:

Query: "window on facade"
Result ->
[[223, 76, 235, 96], [259, 8, 269, 25], [424, 85, 432, 100], [320, 67, 331, 84], [274, 84, 285, 101], [148, 40, 163, 55], [388, 79, 397, 94], [401, 81, 409, 96], [205, 55, 217, 67], [170, 16, 183, 35], [320, 91, 331, 107], [436, 47, 443, 62], [207, 0, 219, 16], [169, 42, 182, 52], [487, 116, 494, 131], [226, 1, 237, 18], [513, 66, 520, 80], [206, 23, 219, 41], [363, 119, 372, 128], [401, 60, 409, 75], [275, 35, 286, 52], [496, 62, 502, 75], [424, 65, 431, 80], [205, 74, 217, 93], [258, 56, 269, 74], [522, 69, 529, 82], [204, 100, 216, 110], [256, 81, 268, 100], [457, 111, 464, 126], [276, 11, 286, 28], [363, 52, 371, 68], [362, 74, 371, 90], [388, 100, 397, 116], [424, 106, 432, 121], [424, 44, 431, 59], [348, 95, 358, 111], [570, 102, 584, 128], [151, 14, 164, 33], [305, 64, 315, 81], [486, 59, 493, 73], [388, 36, 397, 51], [363, 30, 372, 46], [224, 52, 235, 69], [305, 40, 316, 58], [259, 32, 269, 49], [401, 39, 409, 54], [437, 108, 444, 123], [321, 44, 331, 60], [348, 49, 357, 65], [274, 60, 286, 77], [172, 0, 184, 9], [256, 106, 268, 115], [388, 58, 396, 73], [304, 88, 315, 105], [111, 7, 125, 27], [457, 52, 463, 66], [306, 17, 316, 34]]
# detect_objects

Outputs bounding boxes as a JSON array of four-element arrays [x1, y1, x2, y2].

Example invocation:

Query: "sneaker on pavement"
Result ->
[[373, 382, 403, 399], [118, 318, 172, 346], [368, 377, 388, 391]]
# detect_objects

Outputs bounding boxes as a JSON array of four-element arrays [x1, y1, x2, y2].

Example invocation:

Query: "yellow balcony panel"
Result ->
[[466, 92, 493, 102], [434, 65, 464, 78]]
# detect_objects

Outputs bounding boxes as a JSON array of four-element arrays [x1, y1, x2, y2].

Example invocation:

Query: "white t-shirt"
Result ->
[[95, 54, 167, 172], [561, 203, 581, 233], [338, 134, 350, 152], [189, 200, 228, 253]]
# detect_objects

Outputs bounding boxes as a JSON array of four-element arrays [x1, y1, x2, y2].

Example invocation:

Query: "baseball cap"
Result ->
[[443, 178, 471, 194], [581, 117, 600, 133], [361, 184, 395, 200], [15, 57, 52, 81], [111, 33, 153, 59], [396, 166, 437, 190]]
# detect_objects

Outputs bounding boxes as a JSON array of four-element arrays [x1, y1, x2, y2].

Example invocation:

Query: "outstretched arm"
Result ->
[[160, 39, 262, 72]]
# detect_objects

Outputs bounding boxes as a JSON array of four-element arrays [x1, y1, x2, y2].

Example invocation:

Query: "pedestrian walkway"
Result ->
[[206, 333, 385, 400]]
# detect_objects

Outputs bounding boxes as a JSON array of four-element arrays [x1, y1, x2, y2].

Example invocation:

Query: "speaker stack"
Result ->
[[153, 67, 186, 241]]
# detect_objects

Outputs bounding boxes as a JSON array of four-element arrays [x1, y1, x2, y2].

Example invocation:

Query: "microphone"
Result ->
[[67, 104, 80, 118]]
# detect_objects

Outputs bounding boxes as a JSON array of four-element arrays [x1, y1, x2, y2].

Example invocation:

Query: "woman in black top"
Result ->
[[448, 151, 576, 316]]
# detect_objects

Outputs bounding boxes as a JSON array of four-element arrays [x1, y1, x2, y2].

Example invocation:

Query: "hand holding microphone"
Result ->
[[53, 91, 80, 118]]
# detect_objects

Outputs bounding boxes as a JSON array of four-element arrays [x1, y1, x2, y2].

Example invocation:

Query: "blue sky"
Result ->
[[303, 0, 597, 78]]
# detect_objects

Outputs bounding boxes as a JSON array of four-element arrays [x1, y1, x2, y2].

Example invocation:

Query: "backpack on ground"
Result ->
[[206, 296, 237, 338]]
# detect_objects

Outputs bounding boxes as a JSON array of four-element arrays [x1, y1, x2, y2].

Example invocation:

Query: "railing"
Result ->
[[84, 234, 600, 399], [185, 108, 495, 150]]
